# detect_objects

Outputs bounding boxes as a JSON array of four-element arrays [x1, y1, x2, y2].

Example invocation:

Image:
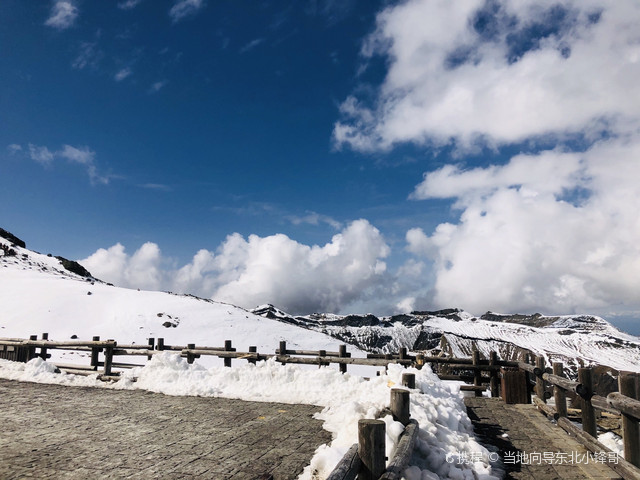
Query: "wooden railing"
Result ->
[[5, 335, 639, 478], [517, 356, 640, 479]]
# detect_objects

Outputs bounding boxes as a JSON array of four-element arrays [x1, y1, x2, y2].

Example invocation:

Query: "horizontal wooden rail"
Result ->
[[608, 392, 640, 420], [558, 416, 640, 480]]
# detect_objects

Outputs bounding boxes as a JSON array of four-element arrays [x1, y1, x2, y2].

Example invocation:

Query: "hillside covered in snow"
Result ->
[[252, 305, 640, 376], [0, 229, 363, 368]]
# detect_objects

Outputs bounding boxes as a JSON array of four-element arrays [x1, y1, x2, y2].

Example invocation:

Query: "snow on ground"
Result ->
[[0, 240, 372, 372], [0, 355, 500, 480], [0, 237, 502, 478]]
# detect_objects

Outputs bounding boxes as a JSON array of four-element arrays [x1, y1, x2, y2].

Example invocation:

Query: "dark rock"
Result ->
[[0, 228, 26, 248], [55, 256, 92, 278]]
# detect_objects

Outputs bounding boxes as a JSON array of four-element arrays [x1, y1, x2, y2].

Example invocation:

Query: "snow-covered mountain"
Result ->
[[251, 304, 640, 376], [3, 227, 639, 377], [0, 229, 365, 368]]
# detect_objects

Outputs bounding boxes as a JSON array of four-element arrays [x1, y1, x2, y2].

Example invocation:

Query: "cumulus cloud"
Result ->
[[407, 136, 640, 314], [44, 1, 78, 30], [334, 0, 640, 152], [330, 1, 640, 317], [79, 220, 391, 314], [81, 243, 164, 291], [169, 0, 205, 23]]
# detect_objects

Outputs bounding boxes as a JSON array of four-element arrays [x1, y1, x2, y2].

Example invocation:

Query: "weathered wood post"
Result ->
[[535, 356, 546, 403], [339, 344, 347, 374], [27, 335, 37, 361], [501, 367, 530, 404], [103, 340, 114, 376], [187, 343, 196, 364], [319, 349, 326, 368], [156, 338, 164, 351], [358, 419, 385, 480], [399, 348, 407, 360], [39, 333, 49, 360], [147, 337, 154, 360], [90, 335, 101, 370], [553, 362, 568, 417], [224, 340, 233, 368], [578, 367, 597, 437], [619, 372, 640, 467], [391, 388, 410, 426], [472, 349, 482, 397], [248, 346, 257, 365], [402, 373, 416, 390], [489, 351, 499, 398], [279, 341, 287, 365]]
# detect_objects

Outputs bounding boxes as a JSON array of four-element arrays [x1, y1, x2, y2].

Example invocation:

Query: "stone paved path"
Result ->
[[465, 397, 621, 480], [0, 378, 331, 479]]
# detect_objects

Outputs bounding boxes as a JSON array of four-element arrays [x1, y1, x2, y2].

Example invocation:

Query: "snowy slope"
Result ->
[[0, 234, 363, 367], [0, 232, 505, 480], [252, 306, 640, 375]]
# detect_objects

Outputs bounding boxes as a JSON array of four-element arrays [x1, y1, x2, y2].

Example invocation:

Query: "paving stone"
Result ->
[[0, 378, 331, 479], [465, 397, 622, 480]]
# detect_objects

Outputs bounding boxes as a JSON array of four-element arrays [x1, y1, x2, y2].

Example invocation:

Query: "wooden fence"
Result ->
[[3, 335, 640, 478], [516, 356, 640, 479]]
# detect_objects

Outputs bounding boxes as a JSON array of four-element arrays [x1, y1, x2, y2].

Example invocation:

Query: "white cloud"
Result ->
[[79, 220, 391, 314], [239, 38, 265, 54], [407, 136, 640, 315], [81, 243, 163, 291], [114, 68, 132, 82], [57, 144, 110, 185], [44, 1, 78, 30], [72, 42, 102, 70], [28, 144, 54, 165], [118, 0, 144, 10], [19, 143, 110, 185], [334, 0, 640, 152], [169, 0, 205, 23], [149, 80, 168, 93], [289, 211, 342, 230], [7, 144, 23, 155]]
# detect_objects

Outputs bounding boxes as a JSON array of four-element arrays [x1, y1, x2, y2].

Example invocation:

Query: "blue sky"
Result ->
[[3, 1, 640, 334]]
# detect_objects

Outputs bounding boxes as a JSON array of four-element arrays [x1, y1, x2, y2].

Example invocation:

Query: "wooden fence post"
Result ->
[[402, 373, 415, 390], [319, 349, 326, 368], [103, 341, 114, 376], [156, 338, 164, 351], [391, 389, 410, 426], [27, 335, 37, 361], [578, 367, 597, 438], [358, 419, 385, 480], [339, 345, 347, 374], [279, 341, 287, 365], [535, 356, 546, 403], [39, 333, 49, 360], [187, 343, 196, 364], [147, 337, 154, 360], [472, 349, 482, 397], [553, 362, 567, 417], [490, 351, 499, 398], [224, 340, 232, 368], [90, 336, 100, 370], [620, 372, 640, 468], [249, 346, 257, 365]]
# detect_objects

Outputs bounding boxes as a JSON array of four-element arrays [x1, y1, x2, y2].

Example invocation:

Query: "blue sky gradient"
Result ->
[[3, 1, 640, 334]]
